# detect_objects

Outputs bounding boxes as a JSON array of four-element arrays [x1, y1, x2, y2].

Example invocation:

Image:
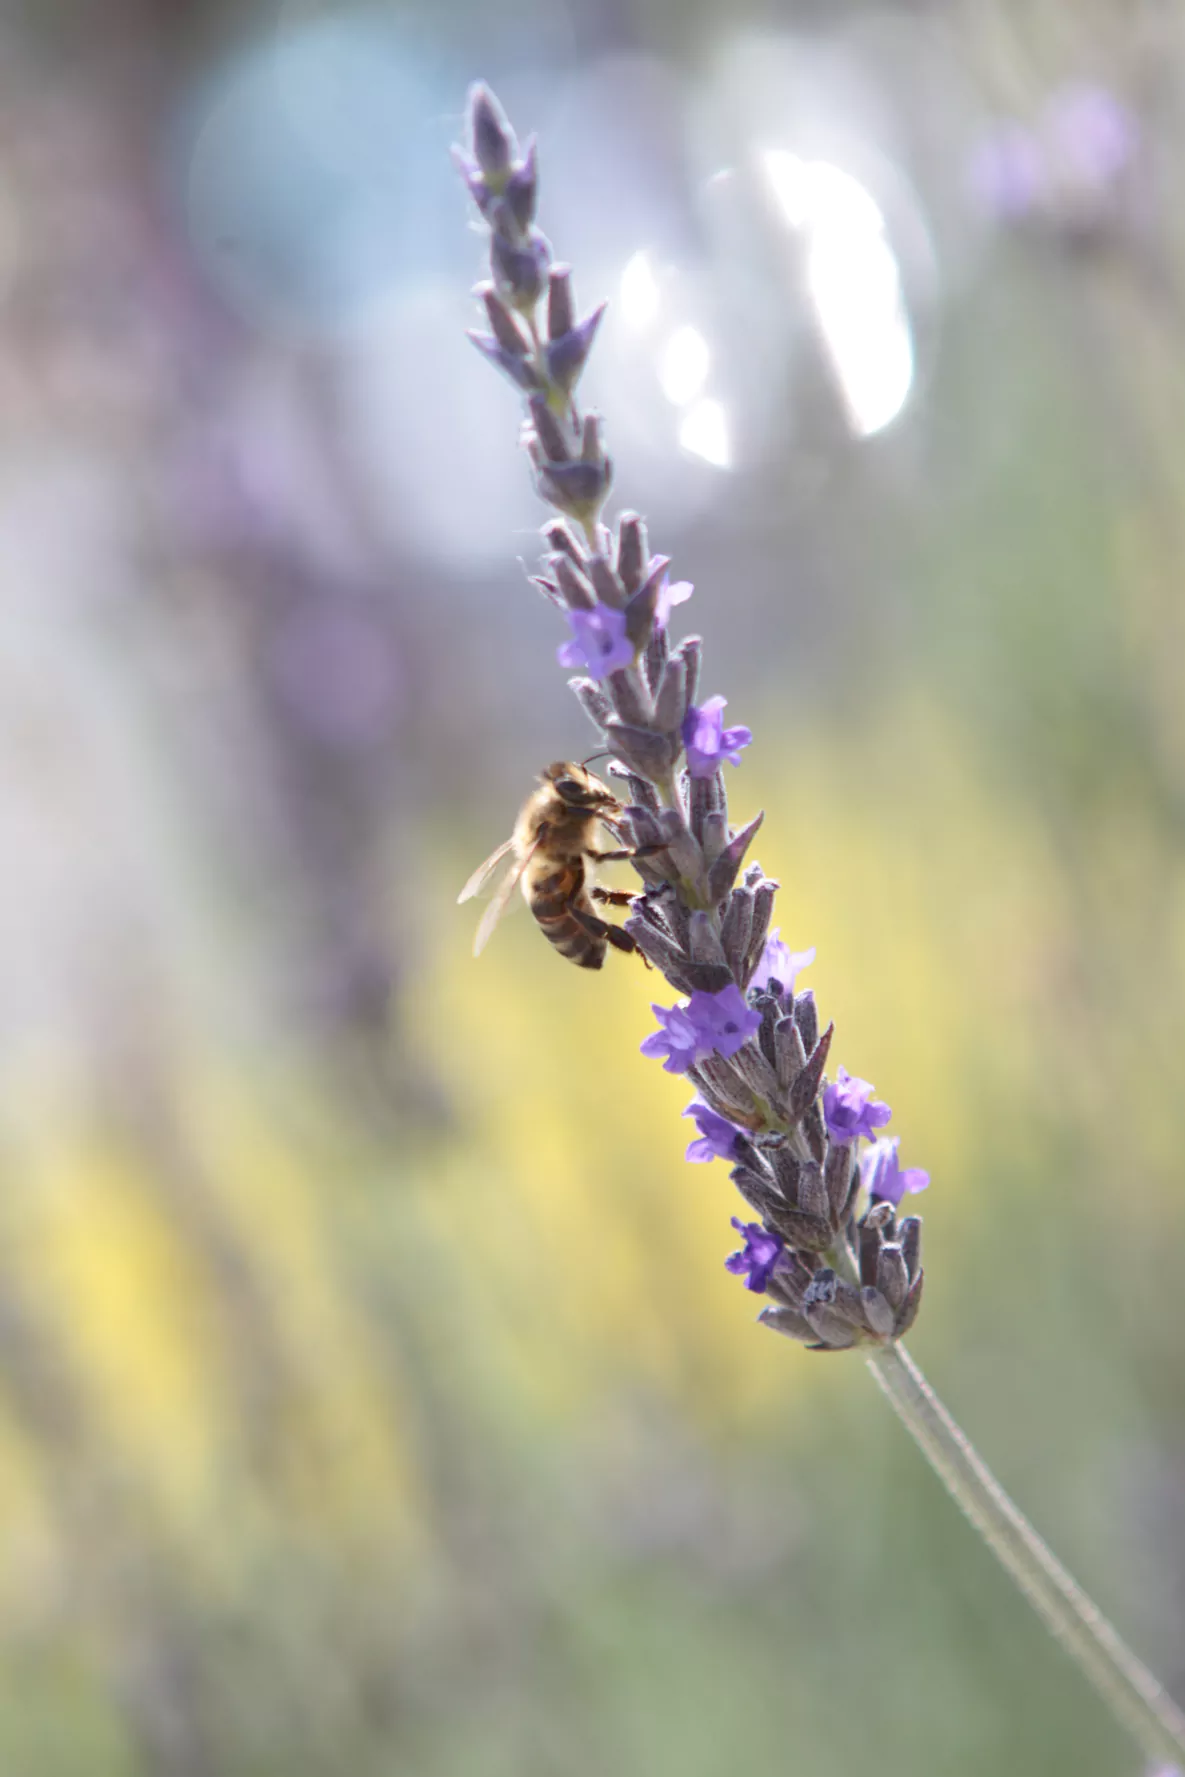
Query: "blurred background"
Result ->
[[0, 0, 1182, 1772]]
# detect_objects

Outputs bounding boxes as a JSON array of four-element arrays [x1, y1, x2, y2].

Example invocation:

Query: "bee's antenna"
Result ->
[[581, 749, 614, 768]]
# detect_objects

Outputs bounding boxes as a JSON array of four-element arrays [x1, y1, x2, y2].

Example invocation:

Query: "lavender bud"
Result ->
[[568, 676, 613, 730], [624, 917, 692, 984], [720, 888, 755, 979], [861, 1288, 897, 1338], [802, 1101, 827, 1164], [466, 332, 541, 393], [759, 1307, 817, 1343], [877, 1245, 910, 1311], [687, 770, 721, 845], [491, 226, 551, 311], [745, 880, 776, 978], [528, 395, 571, 463], [774, 1017, 807, 1093], [480, 283, 532, 353], [588, 553, 625, 609], [824, 1140, 854, 1223], [859, 1218, 883, 1290], [678, 635, 702, 712], [543, 520, 584, 563], [653, 653, 689, 735], [536, 458, 613, 522], [625, 576, 662, 652], [770, 1145, 801, 1199], [501, 138, 538, 230], [604, 668, 653, 729], [731, 1041, 780, 1105], [768, 1206, 833, 1252], [793, 989, 819, 1055], [468, 83, 516, 178], [803, 1303, 858, 1349], [603, 721, 673, 779], [643, 623, 669, 698], [550, 553, 596, 610], [732, 1134, 773, 1178], [756, 996, 779, 1068], [899, 1216, 922, 1280], [546, 305, 606, 396], [688, 910, 728, 970], [706, 810, 765, 906], [730, 1168, 785, 1223], [547, 264, 575, 340], [789, 1023, 834, 1120], [797, 1162, 828, 1220], [895, 1270, 925, 1336], [699, 812, 728, 866], [615, 514, 649, 596]]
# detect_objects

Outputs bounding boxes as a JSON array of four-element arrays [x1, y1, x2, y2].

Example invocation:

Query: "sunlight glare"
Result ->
[[658, 325, 711, 406], [620, 250, 661, 329], [761, 150, 914, 437], [678, 399, 730, 467]]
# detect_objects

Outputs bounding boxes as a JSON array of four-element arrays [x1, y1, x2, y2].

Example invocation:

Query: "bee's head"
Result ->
[[542, 760, 620, 813]]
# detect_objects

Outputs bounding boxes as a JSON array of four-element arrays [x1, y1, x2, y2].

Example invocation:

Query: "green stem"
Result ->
[[866, 1341, 1185, 1768]]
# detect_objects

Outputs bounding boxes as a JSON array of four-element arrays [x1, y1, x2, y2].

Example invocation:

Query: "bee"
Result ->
[[458, 761, 655, 969]]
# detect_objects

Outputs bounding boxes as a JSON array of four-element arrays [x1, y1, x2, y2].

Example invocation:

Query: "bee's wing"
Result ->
[[472, 839, 542, 957], [458, 838, 516, 904]]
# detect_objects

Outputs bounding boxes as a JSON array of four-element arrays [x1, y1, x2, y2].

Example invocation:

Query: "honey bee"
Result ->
[[458, 761, 654, 969]]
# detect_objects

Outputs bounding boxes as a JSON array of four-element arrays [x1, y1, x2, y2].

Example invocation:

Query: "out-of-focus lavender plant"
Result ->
[[455, 82, 1185, 1770], [970, 81, 1139, 247]]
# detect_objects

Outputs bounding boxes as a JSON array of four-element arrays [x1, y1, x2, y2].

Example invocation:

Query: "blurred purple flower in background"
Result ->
[[822, 1066, 892, 1145], [725, 1218, 786, 1293], [968, 122, 1046, 222], [860, 1136, 930, 1206], [970, 80, 1138, 238], [682, 696, 753, 777]]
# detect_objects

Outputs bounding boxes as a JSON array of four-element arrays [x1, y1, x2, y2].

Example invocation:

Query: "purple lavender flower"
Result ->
[[682, 696, 752, 778], [725, 1217, 785, 1292], [750, 927, 815, 995], [640, 984, 761, 1073], [860, 1136, 929, 1206], [682, 1099, 744, 1163], [655, 577, 693, 631], [968, 123, 1045, 221], [822, 1065, 892, 1145], [556, 602, 634, 677], [1046, 83, 1136, 189]]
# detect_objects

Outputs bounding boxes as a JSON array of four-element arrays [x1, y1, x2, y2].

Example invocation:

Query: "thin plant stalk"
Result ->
[[867, 1341, 1185, 1769]]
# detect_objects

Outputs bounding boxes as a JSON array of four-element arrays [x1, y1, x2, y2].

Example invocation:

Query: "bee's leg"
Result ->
[[569, 904, 650, 966], [590, 888, 635, 907], [587, 842, 668, 863]]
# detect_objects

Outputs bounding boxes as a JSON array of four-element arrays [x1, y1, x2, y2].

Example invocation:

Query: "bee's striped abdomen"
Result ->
[[527, 862, 606, 969]]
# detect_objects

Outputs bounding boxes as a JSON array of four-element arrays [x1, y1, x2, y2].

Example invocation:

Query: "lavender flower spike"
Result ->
[[682, 696, 752, 777], [860, 1137, 929, 1206], [454, 83, 1185, 1770], [822, 1065, 892, 1145], [682, 1100, 744, 1163], [725, 1218, 785, 1292], [556, 603, 634, 677]]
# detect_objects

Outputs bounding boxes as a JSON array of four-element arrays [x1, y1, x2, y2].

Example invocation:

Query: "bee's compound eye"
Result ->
[[554, 776, 584, 800]]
